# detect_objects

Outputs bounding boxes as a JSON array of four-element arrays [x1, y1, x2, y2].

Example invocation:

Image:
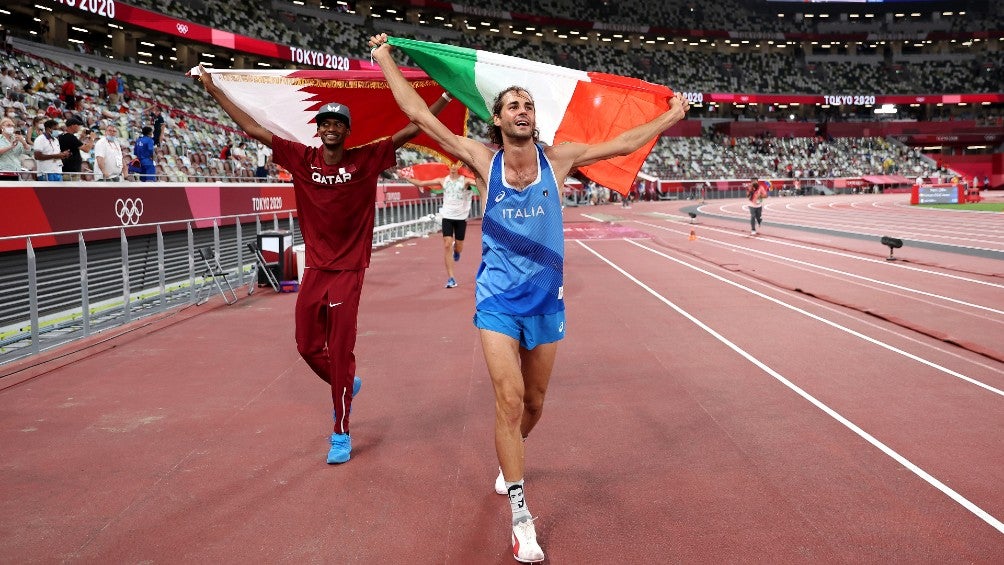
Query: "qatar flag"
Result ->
[[188, 66, 468, 161]]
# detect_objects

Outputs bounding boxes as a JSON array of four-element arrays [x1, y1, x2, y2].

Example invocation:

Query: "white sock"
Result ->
[[505, 479, 531, 526]]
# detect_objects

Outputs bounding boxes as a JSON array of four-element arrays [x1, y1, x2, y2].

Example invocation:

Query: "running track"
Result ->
[[1, 193, 1001, 563]]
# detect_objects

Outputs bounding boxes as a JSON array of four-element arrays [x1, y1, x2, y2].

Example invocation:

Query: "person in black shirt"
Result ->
[[58, 117, 95, 180], [150, 109, 165, 146]]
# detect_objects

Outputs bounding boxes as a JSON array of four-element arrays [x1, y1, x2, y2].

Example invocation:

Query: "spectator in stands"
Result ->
[[116, 73, 126, 102], [58, 116, 95, 180], [196, 64, 452, 466], [32, 119, 70, 181], [44, 99, 62, 119], [0, 116, 31, 179], [133, 126, 156, 181], [747, 178, 767, 235], [106, 74, 119, 106], [29, 76, 48, 94], [254, 142, 271, 181], [26, 115, 45, 144], [60, 76, 77, 112], [2, 69, 23, 101], [231, 141, 247, 162], [371, 33, 689, 565], [150, 108, 165, 145], [93, 123, 125, 181]]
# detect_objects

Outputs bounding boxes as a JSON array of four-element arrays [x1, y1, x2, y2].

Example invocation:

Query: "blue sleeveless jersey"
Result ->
[[475, 144, 564, 316]]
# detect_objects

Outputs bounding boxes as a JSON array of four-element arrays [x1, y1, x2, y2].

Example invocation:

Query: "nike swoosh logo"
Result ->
[[329, 302, 343, 308]]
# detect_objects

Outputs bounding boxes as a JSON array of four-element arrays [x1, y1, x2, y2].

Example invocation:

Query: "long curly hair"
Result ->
[[488, 86, 540, 147]]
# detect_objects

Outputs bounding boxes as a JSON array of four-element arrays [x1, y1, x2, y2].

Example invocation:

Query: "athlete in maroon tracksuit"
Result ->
[[197, 65, 450, 464], [273, 134, 390, 439]]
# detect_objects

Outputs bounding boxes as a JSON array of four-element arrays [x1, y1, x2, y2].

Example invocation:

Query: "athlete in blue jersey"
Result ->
[[477, 144, 565, 317], [372, 33, 690, 563]]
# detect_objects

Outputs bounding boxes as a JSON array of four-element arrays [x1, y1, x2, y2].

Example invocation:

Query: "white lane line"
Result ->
[[678, 210, 1004, 250], [642, 219, 1004, 296], [576, 239, 1004, 534], [620, 237, 1004, 396]]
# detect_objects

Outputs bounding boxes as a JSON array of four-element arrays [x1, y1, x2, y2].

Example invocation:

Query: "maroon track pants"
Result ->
[[294, 268, 365, 434]]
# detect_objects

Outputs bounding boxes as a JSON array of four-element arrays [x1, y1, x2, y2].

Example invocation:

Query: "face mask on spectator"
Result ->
[[2, 127, 13, 135]]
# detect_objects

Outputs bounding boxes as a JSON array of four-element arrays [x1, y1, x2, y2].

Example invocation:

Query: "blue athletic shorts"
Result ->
[[473, 310, 566, 350]]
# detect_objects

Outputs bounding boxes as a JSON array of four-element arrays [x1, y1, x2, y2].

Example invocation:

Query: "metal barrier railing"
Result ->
[[0, 197, 457, 367]]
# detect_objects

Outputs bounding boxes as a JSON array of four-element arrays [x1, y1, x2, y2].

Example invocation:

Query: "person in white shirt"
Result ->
[[93, 123, 124, 181], [32, 119, 69, 181], [254, 143, 272, 181], [0, 116, 31, 179], [230, 141, 247, 162], [405, 161, 478, 288]]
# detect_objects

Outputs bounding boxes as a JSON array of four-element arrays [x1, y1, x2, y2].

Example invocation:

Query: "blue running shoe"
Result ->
[[453, 250, 461, 262], [445, 277, 457, 288], [327, 433, 351, 464]]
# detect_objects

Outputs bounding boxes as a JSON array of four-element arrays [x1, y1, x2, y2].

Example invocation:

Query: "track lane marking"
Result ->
[[619, 237, 1003, 396], [643, 218, 1004, 297], [576, 239, 1004, 534]]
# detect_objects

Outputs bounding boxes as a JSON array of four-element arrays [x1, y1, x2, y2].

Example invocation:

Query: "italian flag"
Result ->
[[387, 36, 675, 195]]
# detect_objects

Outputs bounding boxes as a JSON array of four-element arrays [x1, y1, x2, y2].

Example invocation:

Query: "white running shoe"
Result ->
[[512, 518, 544, 563], [495, 467, 506, 495]]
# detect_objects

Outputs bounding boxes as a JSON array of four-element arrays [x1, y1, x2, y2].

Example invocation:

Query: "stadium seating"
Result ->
[[2, 0, 998, 184]]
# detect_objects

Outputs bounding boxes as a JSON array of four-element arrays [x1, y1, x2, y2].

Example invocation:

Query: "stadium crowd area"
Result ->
[[1, 0, 1000, 184]]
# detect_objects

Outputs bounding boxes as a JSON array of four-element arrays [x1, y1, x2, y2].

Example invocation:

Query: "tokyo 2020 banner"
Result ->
[[48, 0, 357, 70], [0, 183, 297, 253]]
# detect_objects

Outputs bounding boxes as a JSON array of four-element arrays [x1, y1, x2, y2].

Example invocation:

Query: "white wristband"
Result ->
[[441, 93, 452, 102]]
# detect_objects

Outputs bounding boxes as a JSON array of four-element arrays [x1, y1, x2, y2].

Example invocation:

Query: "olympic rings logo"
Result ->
[[115, 198, 144, 225], [176, 23, 189, 34]]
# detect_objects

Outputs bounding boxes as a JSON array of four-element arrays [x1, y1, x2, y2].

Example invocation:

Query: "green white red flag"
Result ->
[[386, 36, 675, 195]]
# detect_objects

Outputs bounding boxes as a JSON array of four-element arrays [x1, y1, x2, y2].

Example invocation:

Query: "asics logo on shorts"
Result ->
[[115, 198, 144, 225]]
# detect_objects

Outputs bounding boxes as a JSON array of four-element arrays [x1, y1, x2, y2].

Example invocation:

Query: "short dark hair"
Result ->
[[142, 126, 152, 136], [43, 119, 58, 130]]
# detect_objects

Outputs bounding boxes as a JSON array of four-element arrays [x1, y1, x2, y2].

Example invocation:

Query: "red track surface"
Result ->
[[1, 194, 1002, 563]]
